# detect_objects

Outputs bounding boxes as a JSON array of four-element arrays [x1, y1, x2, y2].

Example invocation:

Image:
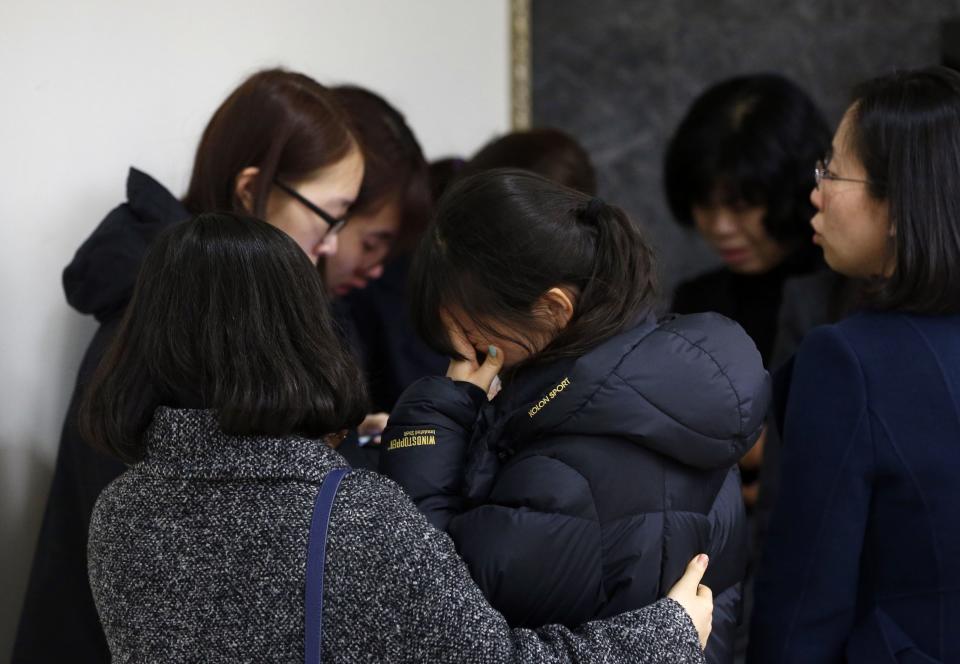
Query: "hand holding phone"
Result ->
[[357, 412, 389, 446]]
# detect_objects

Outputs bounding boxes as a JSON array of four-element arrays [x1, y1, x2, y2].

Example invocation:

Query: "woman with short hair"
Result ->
[[665, 74, 831, 365], [664, 74, 833, 514]]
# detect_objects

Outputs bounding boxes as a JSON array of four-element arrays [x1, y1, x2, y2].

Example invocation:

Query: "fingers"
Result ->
[[358, 412, 389, 446], [487, 374, 503, 401], [358, 412, 389, 435], [442, 309, 481, 382], [439, 309, 503, 392], [674, 554, 709, 595], [473, 345, 504, 390], [440, 308, 477, 363], [665, 554, 713, 652], [697, 583, 713, 601], [697, 582, 714, 650]]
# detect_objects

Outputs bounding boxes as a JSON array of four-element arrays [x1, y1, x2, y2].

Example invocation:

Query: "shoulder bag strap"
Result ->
[[304, 466, 350, 664]]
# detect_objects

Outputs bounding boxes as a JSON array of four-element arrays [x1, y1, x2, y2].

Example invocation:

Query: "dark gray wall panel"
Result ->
[[531, 0, 960, 295]]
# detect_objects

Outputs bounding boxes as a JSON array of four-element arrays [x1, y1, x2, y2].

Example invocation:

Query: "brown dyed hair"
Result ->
[[332, 85, 431, 251], [183, 69, 358, 218]]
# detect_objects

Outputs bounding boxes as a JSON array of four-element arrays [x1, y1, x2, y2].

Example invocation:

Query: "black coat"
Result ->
[[13, 168, 188, 663], [672, 253, 821, 367], [381, 314, 770, 663]]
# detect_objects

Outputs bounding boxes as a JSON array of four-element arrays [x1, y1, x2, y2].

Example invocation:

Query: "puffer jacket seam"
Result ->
[[539, 324, 662, 436], [609, 371, 738, 443], [528, 452, 609, 605], [658, 327, 746, 438], [537, 323, 748, 451]]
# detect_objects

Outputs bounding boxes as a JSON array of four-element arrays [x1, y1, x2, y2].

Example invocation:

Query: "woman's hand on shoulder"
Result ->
[[667, 554, 713, 650]]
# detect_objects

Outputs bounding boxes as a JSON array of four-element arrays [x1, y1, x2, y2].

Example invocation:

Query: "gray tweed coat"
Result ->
[[88, 408, 705, 663]]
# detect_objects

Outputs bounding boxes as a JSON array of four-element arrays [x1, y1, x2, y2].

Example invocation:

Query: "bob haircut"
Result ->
[[850, 66, 960, 314], [182, 69, 358, 218], [459, 128, 597, 195], [664, 73, 831, 248], [410, 169, 657, 369], [332, 86, 432, 252], [79, 212, 369, 463]]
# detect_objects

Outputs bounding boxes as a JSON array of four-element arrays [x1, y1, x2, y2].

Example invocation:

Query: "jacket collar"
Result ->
[[462, 315, 659, 500], [495, 313, 659, 443], [475, 311, 766, 472], [141, 407, 345, 482]]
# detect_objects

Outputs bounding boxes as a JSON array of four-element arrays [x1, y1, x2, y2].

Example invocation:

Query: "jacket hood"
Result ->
[[63, 168, 190, 322], [496, 313, 770, 470]]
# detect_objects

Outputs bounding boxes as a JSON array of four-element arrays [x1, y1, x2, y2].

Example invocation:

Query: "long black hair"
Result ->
[[409, 169, 657, 369], [664, 73, 831, 251], [848, 66, 960, 314], [80, 212, 369, 462]]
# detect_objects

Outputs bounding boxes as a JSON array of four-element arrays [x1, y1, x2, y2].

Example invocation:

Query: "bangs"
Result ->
[[667, 129, 774, 222], [409, 227, 460, 359], [708, 173, 771, 209], [409, 227, 542, 362]]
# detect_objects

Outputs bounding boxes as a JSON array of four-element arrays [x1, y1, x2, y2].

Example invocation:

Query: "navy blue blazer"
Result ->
[[749, 312, 960, 663]]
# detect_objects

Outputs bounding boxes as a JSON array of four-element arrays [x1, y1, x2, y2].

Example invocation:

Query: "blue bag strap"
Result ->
[[304, 466, 350, 664]]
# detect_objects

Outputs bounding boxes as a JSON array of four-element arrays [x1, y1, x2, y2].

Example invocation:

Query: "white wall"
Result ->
[[0, 0, 510, 654]]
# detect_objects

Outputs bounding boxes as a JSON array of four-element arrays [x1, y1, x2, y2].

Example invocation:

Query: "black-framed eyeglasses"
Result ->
[[273, 179, 348, 239], [814, 158, 870, 190]]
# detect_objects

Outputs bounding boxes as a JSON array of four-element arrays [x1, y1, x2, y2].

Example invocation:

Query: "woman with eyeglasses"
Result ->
[[14, 68, 365, 663], [748, 66, 960, 664]]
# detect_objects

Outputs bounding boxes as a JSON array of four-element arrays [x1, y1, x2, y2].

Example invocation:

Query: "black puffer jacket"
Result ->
[[381, 314, 769, 663], [13, 168, 188, 663]]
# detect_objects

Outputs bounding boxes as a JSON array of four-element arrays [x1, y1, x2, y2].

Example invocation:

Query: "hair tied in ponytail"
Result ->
[[583, 197, 606, 223]]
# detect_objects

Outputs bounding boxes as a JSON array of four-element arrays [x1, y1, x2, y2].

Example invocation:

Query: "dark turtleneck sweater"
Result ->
[[672, 252, 820, 367]]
